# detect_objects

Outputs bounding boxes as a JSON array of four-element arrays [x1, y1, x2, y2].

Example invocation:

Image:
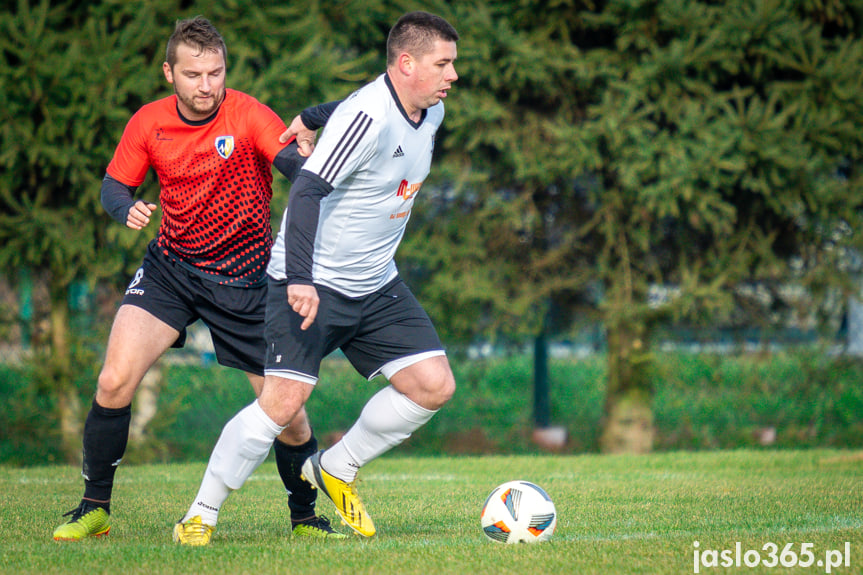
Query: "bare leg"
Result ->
[[246, 373, 312, 445], [96, 305, 180, 408], [82, 305, 180, 505]]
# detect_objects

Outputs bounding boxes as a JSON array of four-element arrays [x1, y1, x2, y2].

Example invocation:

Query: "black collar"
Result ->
[[385, 72, 426, 129], [176, 92, 223, 126]]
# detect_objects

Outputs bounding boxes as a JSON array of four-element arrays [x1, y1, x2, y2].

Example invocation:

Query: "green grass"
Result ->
[[2, 450, 861, 574]]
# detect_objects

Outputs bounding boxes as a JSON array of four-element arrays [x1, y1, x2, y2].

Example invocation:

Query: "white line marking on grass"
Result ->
[[245, 473, 460, 483], [366, 473, 460, 482]]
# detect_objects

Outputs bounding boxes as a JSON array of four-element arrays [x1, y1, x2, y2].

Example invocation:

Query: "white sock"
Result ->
[[182, 400, 284, 525], [182, 466, 231, 526], [321, 385, 436, 482]]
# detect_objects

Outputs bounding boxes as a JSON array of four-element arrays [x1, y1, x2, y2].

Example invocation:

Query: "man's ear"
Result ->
[[397, 52, 414, 76]]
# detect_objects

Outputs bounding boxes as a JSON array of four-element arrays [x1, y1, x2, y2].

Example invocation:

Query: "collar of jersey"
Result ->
[[385, 72, 427, 130], [175, 97, 222, 127]]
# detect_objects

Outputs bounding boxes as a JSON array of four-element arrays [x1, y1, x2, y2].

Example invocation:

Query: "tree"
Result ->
[[400, 0, 863, 452], [0, 0, 175, 461], [0, 0, 377, 462], [5, 0, 861, 460]]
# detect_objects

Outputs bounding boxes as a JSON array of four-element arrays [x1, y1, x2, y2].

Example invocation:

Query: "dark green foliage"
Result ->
[[653, 351, 863, 449], [3, 352, 857, 465], [402, 0, 863, 348], [155, 353, 863, 458], [0, 0, 174, 283], [0, 340, 101, 466], [3, 0, 862, 458], [0, 0, 182, 460], [395, 0, 863, 440]]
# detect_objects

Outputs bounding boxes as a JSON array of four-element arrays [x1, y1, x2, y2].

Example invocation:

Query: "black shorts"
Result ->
[[264, 276, 444, 382], [121, 241, 267, 375]]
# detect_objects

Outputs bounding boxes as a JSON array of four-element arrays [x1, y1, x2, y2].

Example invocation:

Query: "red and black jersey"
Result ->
[[107, 89, 286, 286]]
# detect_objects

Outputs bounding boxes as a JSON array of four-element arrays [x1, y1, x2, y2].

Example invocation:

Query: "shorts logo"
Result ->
[[215, 135, 234, 159], [126, 268, 145, 296]]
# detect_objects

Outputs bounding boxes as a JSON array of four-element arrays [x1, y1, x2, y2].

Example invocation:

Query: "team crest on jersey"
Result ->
[[215, 135, 235, 159]]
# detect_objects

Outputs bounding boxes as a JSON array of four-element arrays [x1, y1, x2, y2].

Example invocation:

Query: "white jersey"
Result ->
[[268, 73, 443, 297]]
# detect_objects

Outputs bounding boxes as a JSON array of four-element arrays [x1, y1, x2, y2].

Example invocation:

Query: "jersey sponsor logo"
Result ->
[[392, 145, 404, 158], [215, 135, 235, 159], [396, 179, 423, 200], [389, 209, 411, 220], [155, 128, 173, 141]]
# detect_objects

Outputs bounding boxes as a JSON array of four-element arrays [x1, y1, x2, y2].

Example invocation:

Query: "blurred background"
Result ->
[[1, 0, 862, 466]]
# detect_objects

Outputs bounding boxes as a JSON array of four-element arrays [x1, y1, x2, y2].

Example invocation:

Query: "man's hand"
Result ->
[[279, 114, 317, 157], [126, 201, 158, 230], [287, 283, 319, 330]]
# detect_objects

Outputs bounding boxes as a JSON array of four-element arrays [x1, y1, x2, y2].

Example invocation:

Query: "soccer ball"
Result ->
[[480, 480, 557, 544]]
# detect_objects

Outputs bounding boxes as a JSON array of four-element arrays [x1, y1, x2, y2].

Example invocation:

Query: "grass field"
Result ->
[[1, 450, 861, 575]]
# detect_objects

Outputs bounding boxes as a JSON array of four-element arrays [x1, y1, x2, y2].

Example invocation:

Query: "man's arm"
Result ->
[[283, 170, 333, 330], [284, 171, 332, 286], [300, 101, 341, 131], [272, 142, 305, 182], [278, 100, 342, 155], [100, 174, 156, 230]]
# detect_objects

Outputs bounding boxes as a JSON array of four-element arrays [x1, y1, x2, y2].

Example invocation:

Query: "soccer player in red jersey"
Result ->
[[52, 16, 343, 543]]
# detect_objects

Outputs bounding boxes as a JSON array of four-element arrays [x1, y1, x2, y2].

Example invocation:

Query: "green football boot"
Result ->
[[292, 515, 348, 539], [53, 502, 111, 541]]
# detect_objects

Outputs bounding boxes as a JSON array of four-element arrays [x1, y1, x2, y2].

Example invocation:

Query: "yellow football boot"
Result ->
[[172, 515, 215, 546], [301, 451, 376, 537]]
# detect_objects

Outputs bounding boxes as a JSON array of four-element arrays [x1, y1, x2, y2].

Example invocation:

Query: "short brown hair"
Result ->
[[165, 16, 227, 69], [386, 11, 458, 67]]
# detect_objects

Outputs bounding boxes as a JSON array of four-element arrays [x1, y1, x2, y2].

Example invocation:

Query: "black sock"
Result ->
[[81, 398, 131, 508], [273, 434, 318, 525]]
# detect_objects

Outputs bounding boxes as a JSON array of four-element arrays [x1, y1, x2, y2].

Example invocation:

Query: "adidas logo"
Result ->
[[392, 145, 404, 158]]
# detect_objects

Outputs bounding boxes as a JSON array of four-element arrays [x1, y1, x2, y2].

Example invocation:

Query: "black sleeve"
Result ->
[[100, 174, 138, 225], [285, 170, 333, 285], [272, 141, 305, 183], [299, 100, 342, 131]]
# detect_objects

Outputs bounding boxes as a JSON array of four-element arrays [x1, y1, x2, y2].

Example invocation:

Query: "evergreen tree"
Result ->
[[0, 0, 177, 460], [194, 0, 382, 213], [401, 0, 863, 452], [0, 0, 377, 461]]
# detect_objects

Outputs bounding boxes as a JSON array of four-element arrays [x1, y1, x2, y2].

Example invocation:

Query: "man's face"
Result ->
[[410, 39, 458, 111], [163, 42, 226, 121]]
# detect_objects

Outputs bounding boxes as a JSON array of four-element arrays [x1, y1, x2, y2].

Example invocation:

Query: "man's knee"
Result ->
[[279, 407, 313, 445], [96, 364, 137, 407], [430, 369, 456, 409], [395, 358, 456, 410], [259, 376, 314, 427]]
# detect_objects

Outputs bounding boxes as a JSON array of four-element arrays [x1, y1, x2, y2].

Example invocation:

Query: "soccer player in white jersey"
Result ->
[[174, 10, 459, 541]]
